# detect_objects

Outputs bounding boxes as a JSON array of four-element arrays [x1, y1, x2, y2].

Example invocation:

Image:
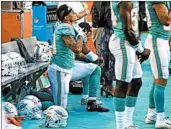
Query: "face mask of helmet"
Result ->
[[43, 105, 68, 128], [34, 42, 51, 62]]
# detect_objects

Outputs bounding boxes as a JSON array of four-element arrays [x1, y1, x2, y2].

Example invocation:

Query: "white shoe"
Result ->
[[145, 114, 156, 124], [155, 117, 171, 129], [125, 124, 139, 129]]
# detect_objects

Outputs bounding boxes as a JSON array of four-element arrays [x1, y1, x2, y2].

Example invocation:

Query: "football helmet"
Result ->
[[6, 52, 27, 74], [2, 102, 18, 116], [34, 41, 51, 62], [43, 105, 68, 128], [23, 95, 42, 109], [17, 99, 42, 119], [1, 54, 17, 76]]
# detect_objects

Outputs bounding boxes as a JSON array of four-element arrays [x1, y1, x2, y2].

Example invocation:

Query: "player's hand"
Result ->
[[136, 48, 151, 64], [93, 56, 104, 66], [73, 24, 87, 43]]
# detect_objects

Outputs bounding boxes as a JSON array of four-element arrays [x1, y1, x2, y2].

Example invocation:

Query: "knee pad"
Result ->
[[130, 78, 142, 96], [115, 80, 129, 98]]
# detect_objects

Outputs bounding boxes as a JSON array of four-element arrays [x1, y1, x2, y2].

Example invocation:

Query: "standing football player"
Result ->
[[144, 2, 171, 128], [109, 2, 150, 129]]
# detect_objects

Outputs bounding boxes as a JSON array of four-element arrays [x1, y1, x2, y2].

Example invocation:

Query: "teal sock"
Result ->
[[149, 83, 155, 108], [89, 66, 101, 97], [125, 96, 137, 107], [114, 97, 125, 111], [82, 75, 90, 95], [154, 84, 165, 113]]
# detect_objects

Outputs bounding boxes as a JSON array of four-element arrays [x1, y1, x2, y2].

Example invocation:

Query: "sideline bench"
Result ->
[[1, 37, 49, 102]]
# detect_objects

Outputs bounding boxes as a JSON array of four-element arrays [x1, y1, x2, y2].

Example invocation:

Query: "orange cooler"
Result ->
[[1, 10, 32, 43]]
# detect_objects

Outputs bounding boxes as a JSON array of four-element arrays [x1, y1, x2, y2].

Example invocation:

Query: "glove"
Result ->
[[136, 48, 151, 64], [72, 23, 87, 43]]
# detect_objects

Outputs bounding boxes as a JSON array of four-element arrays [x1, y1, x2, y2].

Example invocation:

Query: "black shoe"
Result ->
[[86, 100, 109, 112]]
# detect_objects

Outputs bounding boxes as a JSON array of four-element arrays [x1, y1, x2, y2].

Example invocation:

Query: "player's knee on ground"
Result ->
[[114, 80, 129, 98], [127, 78, 142, 97]]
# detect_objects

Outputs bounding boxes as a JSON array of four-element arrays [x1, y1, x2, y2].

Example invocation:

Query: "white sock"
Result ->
[[124, 106, 134, 127], [88, 97, 96, 100], [115, 111, 125, 129], [147, 108, 156, 116], [157, 112, 165, 121], [82, 95, 89, 99]]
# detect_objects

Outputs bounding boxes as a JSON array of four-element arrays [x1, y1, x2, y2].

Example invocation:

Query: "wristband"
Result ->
[[84, 51, 98, 61], [135, 41, 144, 53]]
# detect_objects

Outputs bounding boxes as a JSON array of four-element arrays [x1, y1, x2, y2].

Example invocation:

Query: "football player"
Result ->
[[71, 22, 109, 112], [47, 4, 84, 109], [109, 2, 150, 129], [144, 2, 171, 128]]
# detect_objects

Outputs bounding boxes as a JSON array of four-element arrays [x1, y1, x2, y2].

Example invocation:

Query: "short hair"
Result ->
[[57, 4, 72, 21]]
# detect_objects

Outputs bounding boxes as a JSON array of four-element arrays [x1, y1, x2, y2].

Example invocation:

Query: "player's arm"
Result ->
[[152, 3, 171, 26], [62, 35, 83, 53], [119, 2, 150, 63], [76, 10, 90, 21], [119, 2, 140, 48], [72, 10, 89, 22]]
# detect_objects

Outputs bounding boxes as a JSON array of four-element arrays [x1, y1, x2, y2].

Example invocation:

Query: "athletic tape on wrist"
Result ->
[[84, 51, 98, 62], [135, 42, 144, 53]]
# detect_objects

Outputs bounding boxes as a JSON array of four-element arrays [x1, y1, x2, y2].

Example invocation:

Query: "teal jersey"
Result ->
[[146, 2, 171, 40], [51, 23, 76, 70], [132, 2, 139, 38], [111, 2, 124, 38], [111, 2, 139, 38]]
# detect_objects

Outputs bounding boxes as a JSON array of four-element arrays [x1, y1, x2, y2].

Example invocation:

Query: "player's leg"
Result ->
[[47, 66, 71, 109], [87, 65, 109, 112], [71, 61, 97, 105], [109, 35, 134, 129], [81, 75, 89, 105], [153, 37, 171, 128], [145, 35, 171, 128], [144, 34, 157, 124], [125, 58, 143, 128]]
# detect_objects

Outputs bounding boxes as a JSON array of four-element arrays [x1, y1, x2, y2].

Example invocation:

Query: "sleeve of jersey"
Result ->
[[56, 24, 75, 36]]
